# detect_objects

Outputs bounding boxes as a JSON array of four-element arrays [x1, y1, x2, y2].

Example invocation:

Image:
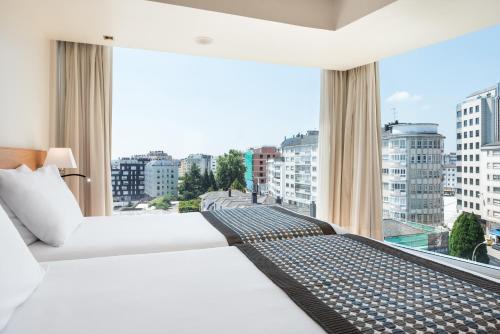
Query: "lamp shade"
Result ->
[[44, 148, 77, 169]]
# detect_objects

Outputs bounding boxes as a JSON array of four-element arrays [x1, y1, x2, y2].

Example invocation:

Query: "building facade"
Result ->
[[266, 131, 318, 210], [480, 144, 500, 231], [442, 153, 457, 195], [179, 154, 214, 178], [456, 83, 499, 215], [111, 158, 148, 203], [443, 164, 457, 196], [266, 157, 285, 200], [144, 159, 179, 198], [111, 151, 173, 203], [244, 146, 279, 192], [382, 123, 444, 225]]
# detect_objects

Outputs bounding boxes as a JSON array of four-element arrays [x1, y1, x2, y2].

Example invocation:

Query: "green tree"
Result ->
[[179, 164, 203, 200], [202, 169, 210, 193], [216, 149, 246, 190], [209, 170, 218, 191], [231, 179, 245, 191], [178, 198, 201, 213], [449, 212, 489, 264], [148, 195, 172, 210]]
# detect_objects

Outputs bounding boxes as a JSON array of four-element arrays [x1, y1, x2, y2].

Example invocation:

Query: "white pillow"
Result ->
[[0, 197, 38, 245], [0, 166, 39, 245], [0, 164, 83, 246], [0, 204, 45, 331]]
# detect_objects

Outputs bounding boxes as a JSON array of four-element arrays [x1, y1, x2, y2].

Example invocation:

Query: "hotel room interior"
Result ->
[[1, 0, 500, 333]]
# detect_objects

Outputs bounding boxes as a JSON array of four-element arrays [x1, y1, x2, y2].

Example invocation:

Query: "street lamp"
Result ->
[[472, 241, 487, 262]]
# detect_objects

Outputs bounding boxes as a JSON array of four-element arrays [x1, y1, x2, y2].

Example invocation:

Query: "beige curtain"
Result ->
[[55, 41, 113, 216], [317, 63, 382, 240]]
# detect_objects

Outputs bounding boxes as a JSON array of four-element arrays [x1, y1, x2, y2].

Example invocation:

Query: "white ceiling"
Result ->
[[2, 0, 500, 70], [149, 0, 396, 31]]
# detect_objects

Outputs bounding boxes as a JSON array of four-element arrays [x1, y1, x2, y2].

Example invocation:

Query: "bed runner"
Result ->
[[201, 206, 335, 245], [237, 235, 500, 334]]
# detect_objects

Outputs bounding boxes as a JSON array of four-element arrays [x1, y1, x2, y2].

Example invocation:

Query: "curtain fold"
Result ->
[[317, 63, 382, 240], [55, 41, 113, 216]]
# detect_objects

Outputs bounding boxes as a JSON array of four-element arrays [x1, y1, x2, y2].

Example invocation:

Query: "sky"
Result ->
[[380, 24, 500, 153], [113, 24, 500, 159], [112, 50, 320, 159]]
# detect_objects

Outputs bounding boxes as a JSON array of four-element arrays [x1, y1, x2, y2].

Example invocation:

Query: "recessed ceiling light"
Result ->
[[194, 36, 213, 45]]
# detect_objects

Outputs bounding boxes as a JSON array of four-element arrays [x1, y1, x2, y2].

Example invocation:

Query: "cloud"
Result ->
[[386, 91, 422, 103]]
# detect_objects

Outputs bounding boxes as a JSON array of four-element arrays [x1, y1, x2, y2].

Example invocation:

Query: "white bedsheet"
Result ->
[[4, 247, 325, 334], [29, 213, 228, 261]]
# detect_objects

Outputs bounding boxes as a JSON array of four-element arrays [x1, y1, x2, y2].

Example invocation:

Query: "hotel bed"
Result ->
[[0, 147, 336, 262], [4, 234, 500, 334], [28, 205, 336, 261]]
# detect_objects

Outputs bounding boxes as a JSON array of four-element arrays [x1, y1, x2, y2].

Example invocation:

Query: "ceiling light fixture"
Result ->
[[194, 36, 213, 45]]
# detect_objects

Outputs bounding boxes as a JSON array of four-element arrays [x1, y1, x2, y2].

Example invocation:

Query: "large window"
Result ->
[[380, 25, 500, 268], [112, 47, 320, 216]]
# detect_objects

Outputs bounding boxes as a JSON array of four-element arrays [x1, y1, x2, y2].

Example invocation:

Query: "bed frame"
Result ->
[[0, 147, 47, 170]]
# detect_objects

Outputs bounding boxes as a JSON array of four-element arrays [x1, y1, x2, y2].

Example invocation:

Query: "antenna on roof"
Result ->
[[392, 107, 397, 122]]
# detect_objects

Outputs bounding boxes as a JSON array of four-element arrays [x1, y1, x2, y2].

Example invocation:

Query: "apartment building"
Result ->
[[144, 159, 179, 198], [266, 131, 318, 210], [111, 158, 148, 203], [210, 156, 218, 173], [111, 151, 173, 203], [179, 154, 214, 177], [456, 83, 500, 214], [480, 144, 500, 231], [382, 122, 444, 225], [244, 147, 279, 192], [442, 153, 457, 195], [266, 157, 285, 200]]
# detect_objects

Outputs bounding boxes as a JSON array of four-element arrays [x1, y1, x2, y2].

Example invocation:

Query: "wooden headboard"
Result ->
[[0, 147, 47, 170]]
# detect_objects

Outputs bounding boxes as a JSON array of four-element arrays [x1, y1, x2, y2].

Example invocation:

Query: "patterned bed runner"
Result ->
[[201, 206, 335, 245], [238, 235, 500, 334]]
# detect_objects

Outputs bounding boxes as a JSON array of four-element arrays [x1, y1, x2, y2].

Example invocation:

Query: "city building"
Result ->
[[210, 156, 218, 173], [144, 159, 179, 198], [111, 157, 148, 203], [481, 144, 500, 231], [244, 146, 279, 192], [442, 153, 457, 196], [443, 152, 457, 165], [382, 122, 444, 225], [111, 151, 173, 203], [266, 157, 285, 200], [267, 131, 318, 211], [179, 154, 214, 177], [456, 83, 500, 215]]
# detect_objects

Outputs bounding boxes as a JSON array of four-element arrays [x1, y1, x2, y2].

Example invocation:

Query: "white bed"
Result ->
[[28, 213, 228, 261], [3, 246, 325, 334]]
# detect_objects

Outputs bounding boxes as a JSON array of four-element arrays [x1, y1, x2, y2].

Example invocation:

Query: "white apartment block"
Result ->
[[145, 160, 179, 198], [210, 156, 219, 173], [267, 131, 318, 210], [382, 123, 444, 225], [442, 153, 457, 195], [179, 154, 215, 177], [456, 83, 499, 214], [481, 144, 500, 230], [443, 164, 457, 195], [266, 157, 285, 200]]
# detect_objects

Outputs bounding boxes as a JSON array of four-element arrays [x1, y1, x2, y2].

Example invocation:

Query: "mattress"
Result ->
[[29, 206, 339, 262], [4, 247, 325, 334], [29, 213, 228, 261]]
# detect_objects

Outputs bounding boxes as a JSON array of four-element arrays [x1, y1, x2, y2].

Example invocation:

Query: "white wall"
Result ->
[[0, 1, 52, 150]]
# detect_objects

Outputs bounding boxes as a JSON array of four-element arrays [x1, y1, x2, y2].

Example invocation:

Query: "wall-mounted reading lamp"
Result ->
[[44, 148, 91, 183]]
